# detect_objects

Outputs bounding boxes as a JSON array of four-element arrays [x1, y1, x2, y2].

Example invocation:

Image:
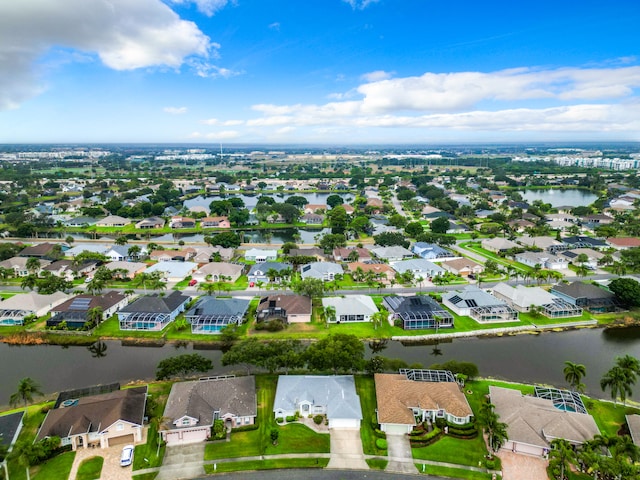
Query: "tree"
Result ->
[[292, 277, 325, 298], [128, 245, 141, 260], [156, 354, 213, 380], [25, 257, 41, 274], [549, 438, 577, 480], [477, 402, 508, 456], [601, 365, 634, 405], [326, 194, 344, 209], [10, 377, 43, 408], [85, 306, 104, 330], [318, 233, 347, 252], [405, 221, 424, 238], [114, 236, 128, 245], [207, 231, 242, 248], [563, 361, 586, 393], [304, 333, 365, 374], [608, 277, 640, 307], [198, 282, 218, 296], [323, 305, 336, 328], [373, 232, 409, 248], [430, 216, 450, 234]]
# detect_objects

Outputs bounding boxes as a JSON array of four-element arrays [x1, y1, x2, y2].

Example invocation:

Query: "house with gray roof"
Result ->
[[161, 376, 256, 446], [95, 215, 130, 227], [0, 292, 70, 326], [273, 375, 362, 429], [481, 237, 520, 254], [185, 296, 251, 334], [103, 261, 147, 279], [145, 261, 198, 282], [517, 235, 562, 251], [383, 295, 453, 330], [248, 262, 289, 284], [0, 411, 25, 458], [515, 251, 569, 270], [64, 216, 99, 227], [118, 291, 190, 331], [321, 295, 378, 323], [490, 386, 600, 457], [371, 245, 415, 262], [244, 248, 277, 262], [48, 292, 129, 329], [492, 283, 582, 318], [192, 262, 244, 283], [411, 242, 454, 261], [391, 258, 444, 279], [300, 262, 343, 281], [551, 281, 620, 312], [442, 286, 518, 323], [0, 256, 51, 277]]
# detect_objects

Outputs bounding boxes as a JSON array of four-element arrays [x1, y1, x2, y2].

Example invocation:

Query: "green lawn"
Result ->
[[133, 381, 171, 471], [203, 458, 329, 474], [6, 404, 52, 480], [412, 435, 491, 469], [355, 375, 387, 456], [419, 464, 499, 479], [459, 242, 532, 273], [76, 456, 104, 480], [31, 450, 76, 480]]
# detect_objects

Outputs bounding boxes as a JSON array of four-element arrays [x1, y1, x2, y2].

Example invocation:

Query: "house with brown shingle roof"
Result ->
[[606, 237, 640, 250], [374, 373, 473, 434], [256, 295, 312, 323]]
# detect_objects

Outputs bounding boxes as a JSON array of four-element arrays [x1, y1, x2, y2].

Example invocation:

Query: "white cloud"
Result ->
[[360, 70, 393, 82], [269, 22, 281, 31], [342, 0, 380, 10], [188, 60, 242, 78], [164, 106, 188, 114], [205, 130, 241, 140], [201, 118, 243, 126], [0, 0, 213, 110], [169, 0, 230, 16]]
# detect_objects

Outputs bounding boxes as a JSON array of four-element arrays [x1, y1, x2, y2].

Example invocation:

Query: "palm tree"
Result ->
[[10, 377, 43, 408], [600, 365, 634, 405], [324, 305, 336, 328], [20, 274, 38, 291], [477, 402, 508, 456], [25, 257, 40, 274], [85, 277, 104, 295], [128, 245, 141, 260], [563, 361, 587, 393], [198, 282, 218, 296], [85, 306, 104, 329], [114, 235, 128, 245], [549, 438, 577, 480]]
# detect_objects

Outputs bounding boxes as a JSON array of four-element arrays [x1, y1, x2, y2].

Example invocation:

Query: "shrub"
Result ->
[[275, 417, 284, 424], [234, 424, 259, 432], [313, 415, 324, 425], [375, 438, 388, 450], [285, 415, 296, 422], [211, 419, 225, 440], [374, 429, 387, 439]]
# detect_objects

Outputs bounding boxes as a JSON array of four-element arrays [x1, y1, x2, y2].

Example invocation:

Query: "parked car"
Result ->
[[188, 279, 197, 286], [249, 281, 255, 287], [120, 445, 134, 467]]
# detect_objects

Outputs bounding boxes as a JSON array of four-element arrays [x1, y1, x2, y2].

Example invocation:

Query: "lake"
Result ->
[[1, 327, 638, 406], [521, 188, 598, 207]]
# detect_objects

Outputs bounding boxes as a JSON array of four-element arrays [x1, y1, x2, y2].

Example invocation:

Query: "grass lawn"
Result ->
[[459, 242, 531, 273], [366, 458, 388, 469], [133, 381, 172, 471], [355, 376, 387, 456], [419, 464, 499, 479], [412, 435, 491, 468], [6, 404, 52, 480], [264, 423, 329, 455], [203, 458, 329, 473], [31, 450, 76, 480], [583, 396, 640, 437], [75, 456, 104, 480]]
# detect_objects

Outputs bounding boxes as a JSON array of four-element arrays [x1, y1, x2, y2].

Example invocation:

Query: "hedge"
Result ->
[[234, 424, 260, 432], [375, 438, 388, 450]]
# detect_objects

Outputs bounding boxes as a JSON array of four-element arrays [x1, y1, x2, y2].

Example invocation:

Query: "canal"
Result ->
[[1, 327, 638, 406]]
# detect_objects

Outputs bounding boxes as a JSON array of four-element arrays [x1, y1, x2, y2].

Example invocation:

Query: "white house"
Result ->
[[321, 295, 378, 323], [244, 248, 278, 262]]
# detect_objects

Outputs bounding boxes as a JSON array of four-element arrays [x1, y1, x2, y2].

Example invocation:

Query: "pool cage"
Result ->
[[119, 312, 171, 331], [542, 298, 583, 318], [534, 386, 587, 414], [400, 368, 457, 383], [187, 314, 244, 334]]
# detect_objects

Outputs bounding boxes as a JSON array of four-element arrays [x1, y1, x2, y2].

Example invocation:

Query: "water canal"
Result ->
[[1, 327, 638, 406]]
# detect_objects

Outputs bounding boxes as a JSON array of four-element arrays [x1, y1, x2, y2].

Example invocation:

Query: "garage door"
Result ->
[[166, 429, 208, 446], [108, 434, 135, 447], [383, 424, 410, 435], [328, 418, 360, 429]]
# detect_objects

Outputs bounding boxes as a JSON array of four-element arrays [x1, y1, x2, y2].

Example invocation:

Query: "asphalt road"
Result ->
[[194, 469, 447, 479]]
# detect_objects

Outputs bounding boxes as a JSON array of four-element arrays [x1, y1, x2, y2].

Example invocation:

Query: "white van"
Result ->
[[120, 445, 134, 467]]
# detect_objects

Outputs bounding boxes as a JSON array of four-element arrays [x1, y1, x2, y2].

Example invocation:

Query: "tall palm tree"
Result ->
[[20, 274, 38, 291], [10, 377, 43, 408], [324, 305, 336, 328], [25, 257, 41, 275], [477, 402, 508, 457], [85, 306, 104, 329], [563, 361, 587, 393], [198, 282, 218, 296], [601, 365, 634, 406], [549, 438, 577, 480]]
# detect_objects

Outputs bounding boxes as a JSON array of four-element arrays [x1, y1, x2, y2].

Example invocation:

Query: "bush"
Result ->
[[375, 438, 388, 450], [234, 424, 259, 432], [313, 415, 324, 425], [374, 429, 387, 439], [409, 427, 442, 447], [211, 419, 225, 440], [285, 415, 296, 422], [255, 319, 286, 332]]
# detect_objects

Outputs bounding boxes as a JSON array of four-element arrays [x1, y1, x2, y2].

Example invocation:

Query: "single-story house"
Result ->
[[118, 291, 191, 331], [288, 247, 327, 262], [606, 237, 640, 250], [135, 217, 165, 229], [516, 235, 563, 251], [273, 375, 362, 429], [490, 386, 599, 457], [442, 286, 518, 323], [481, 237, 520, 254], [201, 216, 231, 228], [248, 262, 289, 284], [192, 262, 244, 284], [0, 292, 69, 326], [626, 415, 640, 447], [561, 236, 608, 249], [411, 242, 455, 261], [48, 291, 129, 329], [391, 258, 444, 279], [375, 372, 473, 434], [300, 262, 343, 281], [301, 213, 324, 225], [161, 376, 256, 446], [149, 249, 196, 262], [514, 252, 569, 270], [333, 247, 371, 263], [42, 259, 98, 279], [103, 261, 148, 279], [244, 248, 278, 262], [19, 242, 59, 259], [95, 215, 130, 227], [185, 296, 251, 334], [347, 262, 396, 284], [383, 295, 453, 330], [144, 262, 198, 282], [36, 386, 147, 449], [64, 216, 99, 227], [561, 248, 603, 270], [170, 216, 196, 228], [0, 256, 51, 277], [439, 258, 484, 277], [191, 246, 234, 263], [304, 204, 327, 214], [550, 281, 620, 312], [0, 411, 25, 456], [104, 245, 139, 262], [256, 295, 312, 323], [371, 245, 415, 262], [492, 283, 583, 318], [321, 295, 378, 323], [65, 244, 110, 258]]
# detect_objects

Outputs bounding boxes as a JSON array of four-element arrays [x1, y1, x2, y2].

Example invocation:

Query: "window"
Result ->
[[245, 417, 250, 425], [116, 423, 124, 431], [182, 419, 190, 426]]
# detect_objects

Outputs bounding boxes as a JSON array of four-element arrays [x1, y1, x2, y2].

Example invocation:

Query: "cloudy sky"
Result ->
[[1, 0, 639, 144]]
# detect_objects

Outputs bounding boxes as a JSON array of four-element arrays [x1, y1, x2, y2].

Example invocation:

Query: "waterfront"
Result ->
[[1, 327, 639, 406], [520, 188, 599, 207]]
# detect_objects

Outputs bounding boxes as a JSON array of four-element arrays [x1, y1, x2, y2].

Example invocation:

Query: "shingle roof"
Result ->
[[163, 377, 256, 430], [52, 291, 126, 313], [322, 295, 378, 316], [36, 386, 147, 441], [258, 295, 311, 315], [120, 291, 190, 314], [375, 374, 472, 425], [186, 296, 250, 317], [551, 281, 615, 301]]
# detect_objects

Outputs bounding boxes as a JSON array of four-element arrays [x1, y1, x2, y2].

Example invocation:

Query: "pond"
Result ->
[[520, 188, 598, 208], [1, 327, 638, 406]]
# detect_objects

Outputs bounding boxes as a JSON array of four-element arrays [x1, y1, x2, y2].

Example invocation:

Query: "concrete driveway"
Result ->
[[497, 450, 548, 480], [68, 445, 134, 480], [326, 428, 368, 470], [385, 434, 417, 474], [156, 444, 206, 480]]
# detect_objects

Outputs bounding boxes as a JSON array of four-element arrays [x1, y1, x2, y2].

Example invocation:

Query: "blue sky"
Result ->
[[1, 0, 639, 144]]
